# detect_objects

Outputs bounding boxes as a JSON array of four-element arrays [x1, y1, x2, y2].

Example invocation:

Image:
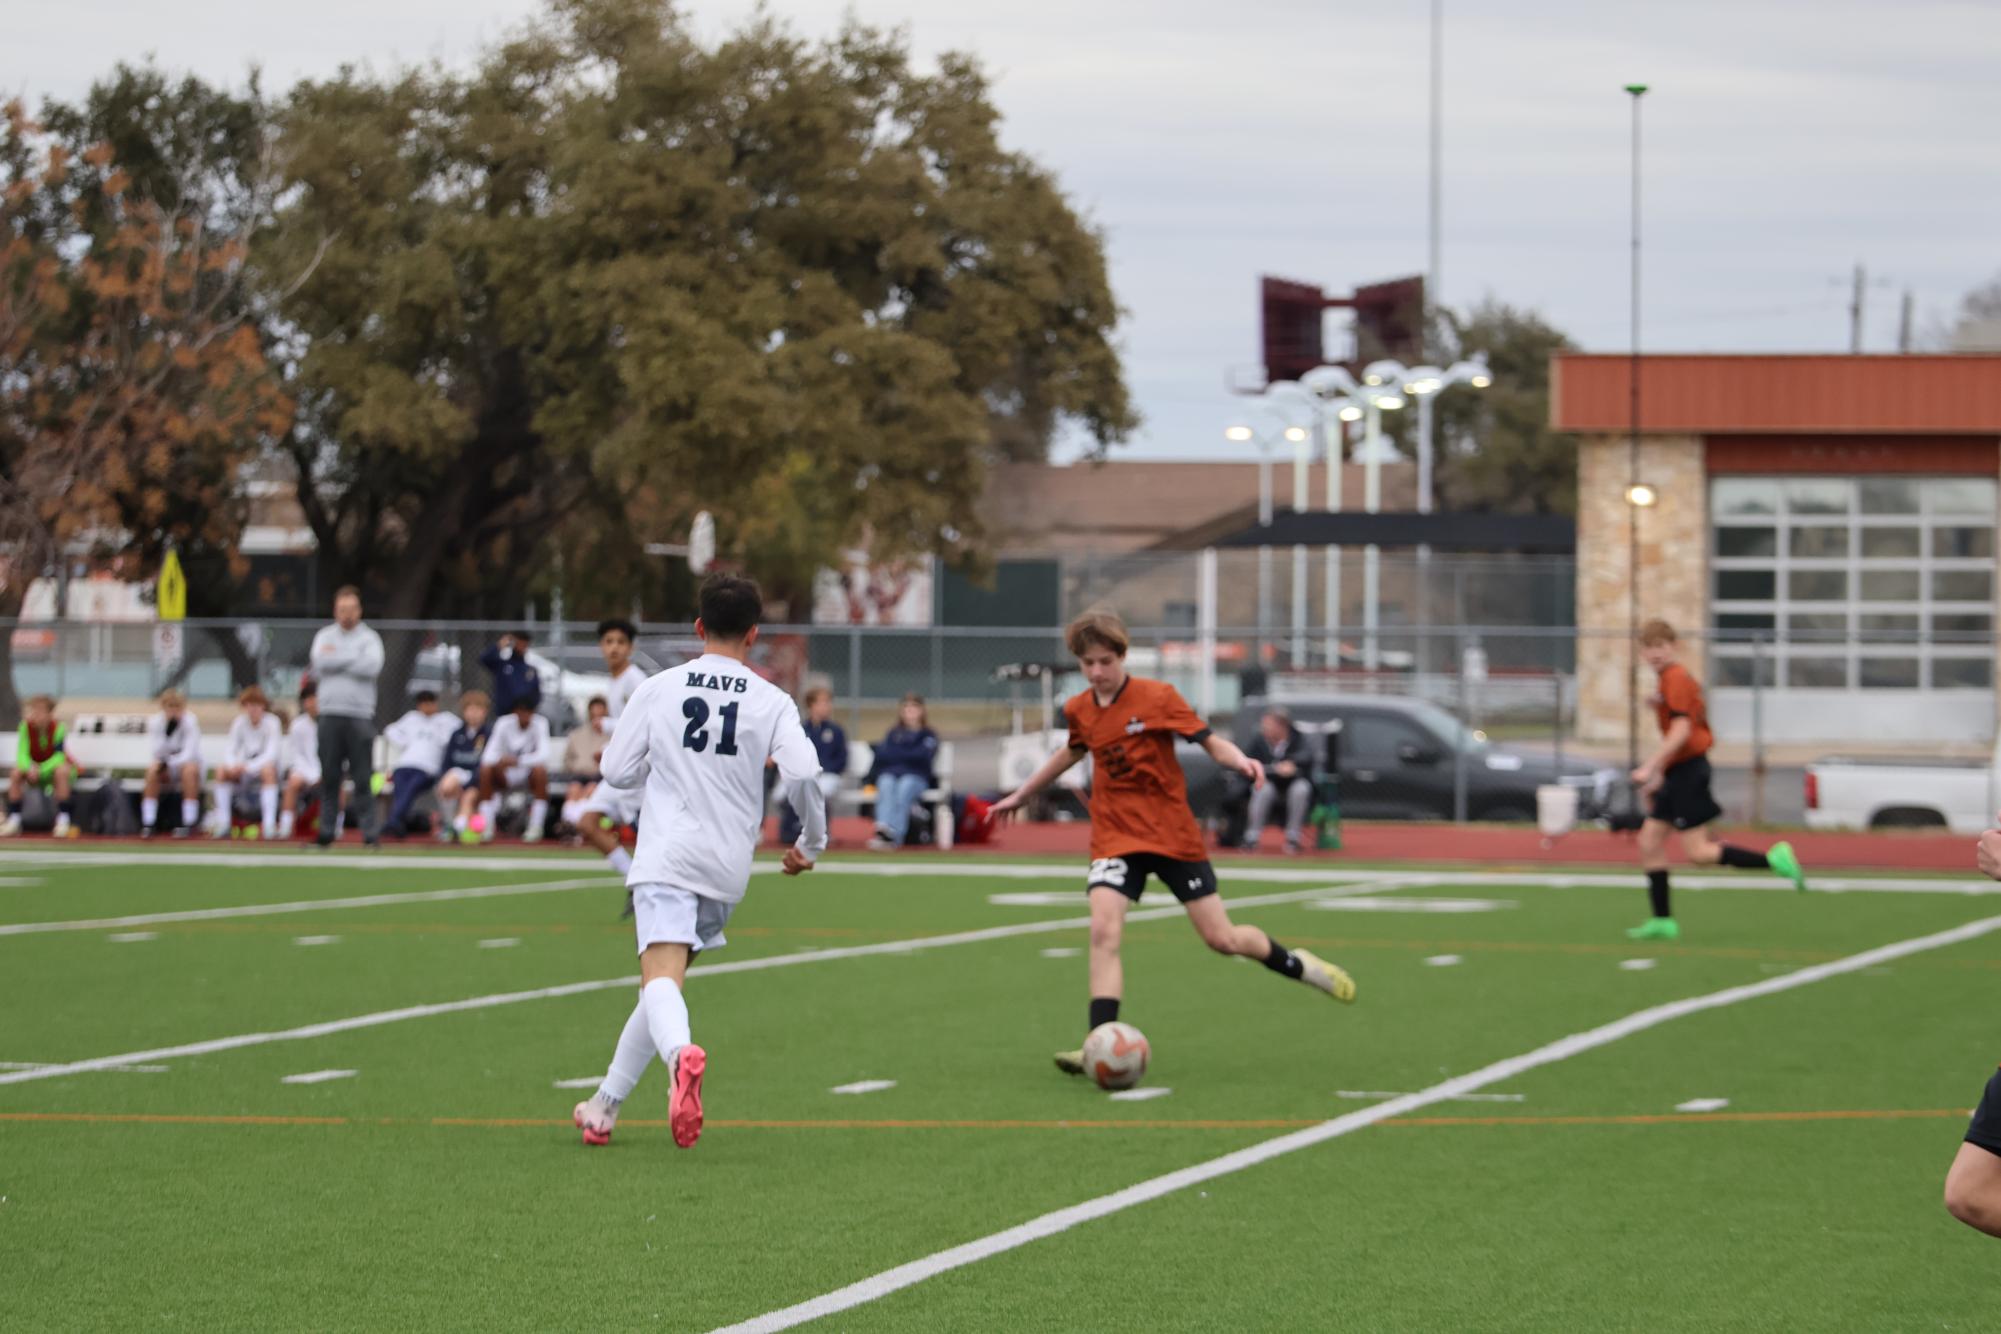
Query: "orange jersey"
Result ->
[[1064, 675, 1212, 862], [1654, 661, 1713, 766]]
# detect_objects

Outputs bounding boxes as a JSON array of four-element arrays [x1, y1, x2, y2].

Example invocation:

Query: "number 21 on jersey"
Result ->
[[682, 698, 740, 756]]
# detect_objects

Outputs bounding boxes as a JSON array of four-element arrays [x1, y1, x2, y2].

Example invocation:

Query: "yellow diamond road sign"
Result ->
[[157, 549, 187, 622]]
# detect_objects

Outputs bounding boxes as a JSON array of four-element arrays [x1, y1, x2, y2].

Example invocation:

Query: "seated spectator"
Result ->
[[439, 691, 492, 842], [865, 693, 939, 851], [141, 688, 204, 838], [214, 686, 284, 839], [479, 631, 542, 718], [780, 686, 847, 846], [1241, 707, 1317, 855], [384, 689, 461, 837], [2, 694, 78, 838], [560, 696, 611, 829], [477, 690, 551, 843], [279, 684, 321, 839]]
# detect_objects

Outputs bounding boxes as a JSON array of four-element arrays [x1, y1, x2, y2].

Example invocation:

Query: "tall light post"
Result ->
[[1224, 415, 1308, 665], [1399, 357, 1492, 673], [1625, 81, 1649, 773]]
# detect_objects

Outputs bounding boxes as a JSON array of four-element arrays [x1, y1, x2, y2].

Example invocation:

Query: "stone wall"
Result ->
[[1575, 434, 1707, 743]]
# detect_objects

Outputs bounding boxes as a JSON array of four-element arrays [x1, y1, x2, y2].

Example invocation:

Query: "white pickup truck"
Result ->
[[1805, 742, 2001, 834]]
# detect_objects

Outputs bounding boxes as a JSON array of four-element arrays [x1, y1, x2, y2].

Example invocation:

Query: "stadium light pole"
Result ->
[[1226, 415, 1307, 668], [1353, 362, 1411, 672], [1401, 357, 1491, 677], [1625, 81, 1649, 774]]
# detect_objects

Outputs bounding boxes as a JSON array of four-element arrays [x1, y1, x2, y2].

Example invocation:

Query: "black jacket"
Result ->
[[1244, 726, 1316, 785]]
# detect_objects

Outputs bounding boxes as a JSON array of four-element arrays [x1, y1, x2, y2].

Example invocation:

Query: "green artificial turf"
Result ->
[[1, 849, 1995, 1330]]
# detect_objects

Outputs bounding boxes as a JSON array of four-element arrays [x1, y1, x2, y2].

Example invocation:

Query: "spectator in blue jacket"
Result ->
[[479, 632, 542, 717], [780, 685, 848, 845], [866, 693, 938, 851]]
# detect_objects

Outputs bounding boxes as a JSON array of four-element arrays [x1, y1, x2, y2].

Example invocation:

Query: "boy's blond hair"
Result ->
[[158, 688, 186, 708], [1638, 619, 1678, 647], [1065, 608, 1130, 659], [458, 689, 491, 712]]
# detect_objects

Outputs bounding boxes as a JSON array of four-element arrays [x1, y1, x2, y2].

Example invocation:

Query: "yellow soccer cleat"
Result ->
[[1293, 949, 1357, 1003], [1054, 1049, 1086, 1077]]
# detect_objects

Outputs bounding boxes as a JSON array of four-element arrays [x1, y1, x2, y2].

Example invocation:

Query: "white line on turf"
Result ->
[[280, 1069, 356, 1085], [0, 1060, 165, 1074], [0, 878, 44, 887], [1335, 1090, 1524, 1103], [0, 881, 1417, 1087], [1107, 1088, 1171, 1102], [551, 1077, 602, 1090], [1619, 959, 1659, 972], [478, 938, 521, 949], [1303, 896, 1513, 914], [830, 1080, 897, 1095], [107, 931, 157, 943], [708, 909, 2001, 1334], [0, 874, 619, 937], [1039, 947, 1080, 959], [1676, 1097, 1730, 1112], [1423, 954, 1463, 967], [293, 935, 340, 947]]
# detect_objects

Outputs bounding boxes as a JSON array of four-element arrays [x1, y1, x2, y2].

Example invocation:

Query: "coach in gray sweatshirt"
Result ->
[[309, 586, 385, 846]]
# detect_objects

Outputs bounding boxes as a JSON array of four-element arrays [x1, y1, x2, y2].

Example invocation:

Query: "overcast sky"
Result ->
[[12, 0, 2000, 460]]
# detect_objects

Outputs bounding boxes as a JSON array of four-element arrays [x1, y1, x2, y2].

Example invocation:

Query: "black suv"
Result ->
[[1179, 694, 1614, 823]]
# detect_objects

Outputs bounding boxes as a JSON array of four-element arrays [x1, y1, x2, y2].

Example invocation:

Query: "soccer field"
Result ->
[[3, 848, 1997, 1331]]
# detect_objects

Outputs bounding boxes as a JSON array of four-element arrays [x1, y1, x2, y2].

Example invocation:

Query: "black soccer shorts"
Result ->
[[1085, 852, 1218, 904], [1649, 755, 1724, 831], [1967, 1068, 2001, 1156]]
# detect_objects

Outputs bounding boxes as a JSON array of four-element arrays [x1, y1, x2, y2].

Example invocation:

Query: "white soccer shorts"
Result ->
[[581, 781, 643, 826], [631, 883, 735, 956], [289, 763, 322, 787]]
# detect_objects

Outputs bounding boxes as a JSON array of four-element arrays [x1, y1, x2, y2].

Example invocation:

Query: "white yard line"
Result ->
[[0, 875, 620, 938], [0, 882, 1408, 1088], [708, 909, 2001, 1334]]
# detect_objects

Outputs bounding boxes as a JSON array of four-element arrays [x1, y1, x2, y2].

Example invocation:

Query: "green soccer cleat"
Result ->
[[1293, 948, 1358, 1003], [1767, 840, 1807, 893], [1626, 917, 1681, 942], [1054, 1049, 1086, 1077]]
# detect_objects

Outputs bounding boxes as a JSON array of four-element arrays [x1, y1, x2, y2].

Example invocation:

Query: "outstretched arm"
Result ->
[[990, 744, 1087, 817], [1202, 732, 1265, 790]]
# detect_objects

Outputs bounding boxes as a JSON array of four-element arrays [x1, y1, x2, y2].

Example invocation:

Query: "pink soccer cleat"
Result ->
[[669, 1044, 706, 1149], [572, 1097, 617, 1147]]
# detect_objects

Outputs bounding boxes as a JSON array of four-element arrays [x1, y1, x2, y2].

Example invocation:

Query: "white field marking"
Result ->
[[1619, 959, 1659, 972], [107, 931, 157, 943], [1336, 1090, 1524, 1103], [1039, 947, 1080, 959], [0, 1060, 165, 1074], [829, 1080, 897, 1095], [0, 881, 1420, 1088], [0, 874, 618, 938], [1107, 1087, 1171, 1102], [1423, 954, 1464, 967], [0, 850, 609, 872], [1676, 1097, 1730, 1112], [280, 1069, 356, 1085], [0, 878, 44, 887], [293, 935, 340, 947], [1303, 896, 1513, 914], [477, 938, 521, 949], [710, 909, 2001, 1334], [551, 1077, 602, 1090]]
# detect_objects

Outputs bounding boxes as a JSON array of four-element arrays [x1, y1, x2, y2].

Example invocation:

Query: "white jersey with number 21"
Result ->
[[598, 652, 828, 905]]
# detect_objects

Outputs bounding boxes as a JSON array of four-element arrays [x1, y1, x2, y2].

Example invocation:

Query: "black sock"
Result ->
[[59, 799, 74, 819], [1718, 844, 1769, 870], [1262, 937, 1306, 981], [1647, 869, 1671, 919], [1088, 996, 1120, 1031]]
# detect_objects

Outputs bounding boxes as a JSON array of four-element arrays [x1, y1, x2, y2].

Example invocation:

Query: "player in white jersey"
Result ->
[[140, 688, 205, 837], [213, 686, 285, 838], [279, 685, 322, 840], [476, 693, 553, 842], [572, 575, 827, 1150], [576, 619, 647, 889]]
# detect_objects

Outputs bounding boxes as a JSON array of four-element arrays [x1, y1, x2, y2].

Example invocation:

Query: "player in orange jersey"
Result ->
[[991, 609, 1357, 1077]]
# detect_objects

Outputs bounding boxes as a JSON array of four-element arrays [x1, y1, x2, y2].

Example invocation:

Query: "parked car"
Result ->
[[1805, 744, 2000, 833], [1179, 694, 1616, 824]]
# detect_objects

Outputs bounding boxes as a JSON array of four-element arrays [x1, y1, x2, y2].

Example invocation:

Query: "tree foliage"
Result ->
[[261, 0, 1135, 616], [1425, 300, 1578, 517]]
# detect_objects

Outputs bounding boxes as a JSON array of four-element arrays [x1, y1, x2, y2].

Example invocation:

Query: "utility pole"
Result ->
[[1898, 289, 1914, 353], [1427, 0, 1443, 358], [1850, 262, 1865, 354]]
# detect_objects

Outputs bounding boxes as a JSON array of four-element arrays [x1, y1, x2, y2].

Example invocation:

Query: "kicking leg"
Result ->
[[1684, 825, 1805, 891], [639, 942, 704, 1148], [1184, 892, 1355, 1002], [1947, 1141, 2001, 1238]]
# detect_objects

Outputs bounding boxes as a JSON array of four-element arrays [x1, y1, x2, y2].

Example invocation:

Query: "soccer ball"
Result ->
[[1081, 1021, 1149, 1091]]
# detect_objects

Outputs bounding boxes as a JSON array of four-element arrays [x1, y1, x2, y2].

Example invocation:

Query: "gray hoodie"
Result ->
[[310, 622, 385, 720]]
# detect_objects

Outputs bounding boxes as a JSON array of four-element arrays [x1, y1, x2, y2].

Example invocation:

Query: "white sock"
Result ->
[[260, 786, 279, 835], [607, 846, 633, 876], [453, 812, 468, 832], [279, 810, 295, 838], [641, 976, 692, 1066], [478, 798, 498, 824], [213, 784, 235, 827], [142, 797, 158, 827], [181, 798, 199, 828], [561, 798, 584, 827], [528, 798, 548, 832], [598, 1000, 655, 1106]]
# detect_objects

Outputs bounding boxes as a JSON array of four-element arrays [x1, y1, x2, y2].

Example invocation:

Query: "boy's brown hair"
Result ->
[[1637, 619, 1678, 646], [24, 693, 55, 712], [459, 689, 491, 712], [1065, 608, 1130, 659], [238, 685, 269, 708], [158, 688, 186, 708], [803, 685, 833, 707]]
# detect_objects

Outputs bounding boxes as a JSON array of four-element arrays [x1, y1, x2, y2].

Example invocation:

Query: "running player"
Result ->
[[989, 609, 1356, 1077], [1628, 619, 1805, 940], [1946, 823, 2001, 1237], [570, 574, 827, 1150], [213, 686, 284, 838], [574, 618, 647, 893]]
